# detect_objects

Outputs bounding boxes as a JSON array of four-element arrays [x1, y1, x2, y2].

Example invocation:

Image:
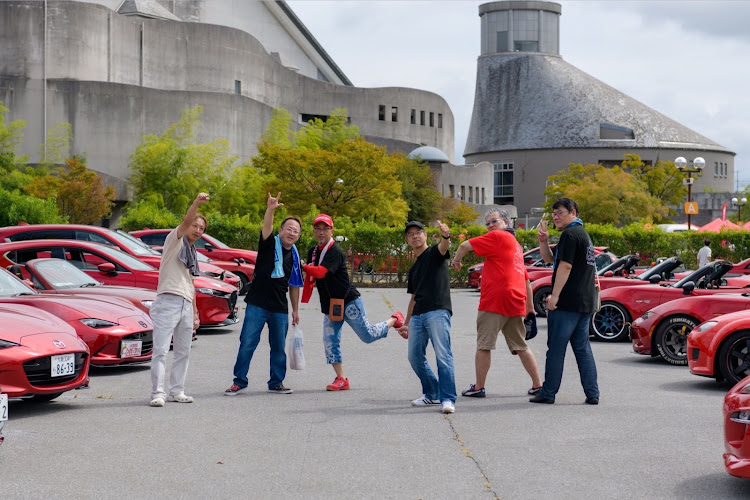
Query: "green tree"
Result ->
[[544, 162, 668, 225], [0, 101, 29, 173], [128, 106, 264, 218], [37, 122, 72, 167], [0, 187, 66, 226], [620, 153, 686, 221], [256, 107, 414, 224], [394, 153, 441, 222], [25, 154, 115, 224], [438, 198, 480, 227]]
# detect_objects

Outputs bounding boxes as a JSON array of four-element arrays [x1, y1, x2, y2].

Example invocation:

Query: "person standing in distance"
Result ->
[[224, 192, 303, 396], [150, 192, 210, 407], [529, 197, 600, 405], [398, 220, 457, 414], [301, 214, 404, 391], [697, 239, 712, 268], [451, 208, 541, 398]]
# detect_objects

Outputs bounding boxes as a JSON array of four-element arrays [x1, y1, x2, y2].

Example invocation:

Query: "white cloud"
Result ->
[[289, 0, 750, 188]]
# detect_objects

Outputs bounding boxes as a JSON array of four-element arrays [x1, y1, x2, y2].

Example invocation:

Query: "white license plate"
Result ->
[[0, 394, 8, 422], [120, 340, 143, 358], [51, 353, 75, 377]]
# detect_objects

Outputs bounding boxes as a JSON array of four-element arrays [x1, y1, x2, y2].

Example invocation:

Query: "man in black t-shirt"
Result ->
[[224, 193, 303, 396], [530, 197, 600, 405], [398, 220, 456, 414], [301, 214, 403, 391]]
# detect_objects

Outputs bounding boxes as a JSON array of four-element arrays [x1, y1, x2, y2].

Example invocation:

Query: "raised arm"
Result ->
[[177, 192, 210, 239], [262, 192, 283, 240], [537, 220, 553, 263], [436, 220, 451, 255]]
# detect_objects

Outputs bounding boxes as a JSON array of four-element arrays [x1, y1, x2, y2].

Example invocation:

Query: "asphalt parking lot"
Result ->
[[2, 287, 750, 499]]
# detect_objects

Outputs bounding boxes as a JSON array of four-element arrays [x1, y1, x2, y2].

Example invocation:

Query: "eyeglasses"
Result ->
[[313, 226, 331, 232], [485, 218, 502, 227], [552, 210, 568, 218], [284, 228, 301, 235], [405, 230, 424, 238]]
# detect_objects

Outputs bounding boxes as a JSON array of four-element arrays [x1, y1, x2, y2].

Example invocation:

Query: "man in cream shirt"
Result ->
[[150, 192, 210, 407]]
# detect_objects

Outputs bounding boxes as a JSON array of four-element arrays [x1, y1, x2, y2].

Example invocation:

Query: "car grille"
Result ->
[[124, 330, 153, 354], [228, 291, 238, 319], [23, 352, 87, 387]]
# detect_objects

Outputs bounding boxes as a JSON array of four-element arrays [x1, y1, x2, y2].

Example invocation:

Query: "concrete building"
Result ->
[[464, 1, 736, 222], [0, 0, 454, 219]]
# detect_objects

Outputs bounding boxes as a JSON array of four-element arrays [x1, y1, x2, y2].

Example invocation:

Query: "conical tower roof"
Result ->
[[465, 53, 731, 157]]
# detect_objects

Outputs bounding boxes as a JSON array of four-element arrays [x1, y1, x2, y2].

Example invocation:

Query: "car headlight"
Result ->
[[740, 383, 750, 395], [195, 287, 229, 298], [694, 321, 718, 333], [79, 318, 118, 328], [730, 410, 750, 423], [639, 311, 654, 320], [0, 339, 20, 349], [141, 300, 153, 309]]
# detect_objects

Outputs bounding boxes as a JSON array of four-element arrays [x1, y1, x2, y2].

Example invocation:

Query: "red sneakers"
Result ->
[[391, 311, 405, 329], [326, 376, 350, 391]]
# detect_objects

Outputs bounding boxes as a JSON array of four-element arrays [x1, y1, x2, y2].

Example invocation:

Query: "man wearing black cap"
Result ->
[[399, 219, 457, 414], [302, 213, 404, 391]]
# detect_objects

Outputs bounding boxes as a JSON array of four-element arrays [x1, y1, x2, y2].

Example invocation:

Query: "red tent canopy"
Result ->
[[743, 221, 750, 230], [698, 218, 741, 232]]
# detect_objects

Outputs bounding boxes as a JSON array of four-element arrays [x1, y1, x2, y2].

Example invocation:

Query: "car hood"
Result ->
[[0, 294, 148, 323], [0, 304, 78, 343], [18, 331, 87, 352]]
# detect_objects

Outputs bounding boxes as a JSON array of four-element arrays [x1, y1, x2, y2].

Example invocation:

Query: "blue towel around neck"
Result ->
[[272, 234, 303, 287]]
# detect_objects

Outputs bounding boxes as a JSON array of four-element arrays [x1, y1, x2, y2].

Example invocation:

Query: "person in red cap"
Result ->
[[302, 213, 404, 391]]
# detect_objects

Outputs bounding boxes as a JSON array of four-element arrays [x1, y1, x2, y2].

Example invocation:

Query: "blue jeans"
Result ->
[[540, 309, 599, 400], [408, 309, 456, 403], [323, 297, 388, 364], [232, 303, 289, 389]]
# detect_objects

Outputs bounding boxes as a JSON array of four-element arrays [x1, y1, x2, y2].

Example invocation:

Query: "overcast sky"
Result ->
[[288, 0, 750, 189]]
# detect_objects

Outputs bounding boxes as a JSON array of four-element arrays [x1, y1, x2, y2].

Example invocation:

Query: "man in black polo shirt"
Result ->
[[398, 220, 456, 414], [224, 192, 303, 396], [302, 214, 403, 391]]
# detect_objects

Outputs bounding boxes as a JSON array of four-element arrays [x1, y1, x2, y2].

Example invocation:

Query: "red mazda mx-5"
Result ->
[[0, 303, 90, 401], [724, 374, 750, 478]]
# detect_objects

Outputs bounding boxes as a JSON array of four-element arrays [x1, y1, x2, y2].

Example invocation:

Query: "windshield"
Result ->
[[0, 270, 36, 297], [33, 259, 99, 289], [95, 245, 157, 271], [112, 229, 163, 256], [203, 234, 230, 249]]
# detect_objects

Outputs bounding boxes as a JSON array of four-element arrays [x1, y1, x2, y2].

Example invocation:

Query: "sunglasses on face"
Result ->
[[485, 218, 502, 227]]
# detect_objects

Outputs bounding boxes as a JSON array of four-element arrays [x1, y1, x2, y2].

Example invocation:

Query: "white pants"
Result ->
[[150, 293, 193, 399]]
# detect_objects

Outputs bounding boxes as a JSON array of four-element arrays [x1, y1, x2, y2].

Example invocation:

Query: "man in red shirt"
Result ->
[[452, 209, 541, 398]]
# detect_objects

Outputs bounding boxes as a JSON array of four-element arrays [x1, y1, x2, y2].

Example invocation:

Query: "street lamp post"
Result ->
[[732, 197, 747, 225], [675, 156, 705, 230]]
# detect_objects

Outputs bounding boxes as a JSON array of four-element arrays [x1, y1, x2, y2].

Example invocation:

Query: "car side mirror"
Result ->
[[649, 275, 661, 284], [205, 244, 214, 252], [682, 281, 695, 295], [98, 262, 117, 274]]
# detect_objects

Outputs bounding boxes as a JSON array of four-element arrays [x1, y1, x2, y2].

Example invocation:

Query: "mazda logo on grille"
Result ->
[[52, 340, 66, 349], [139, 321, 148, 328]]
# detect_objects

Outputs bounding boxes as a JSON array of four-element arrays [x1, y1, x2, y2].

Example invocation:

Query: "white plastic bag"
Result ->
[[288, 324, 306, 370]]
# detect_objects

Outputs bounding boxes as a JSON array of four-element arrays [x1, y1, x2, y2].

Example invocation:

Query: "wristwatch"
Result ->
[[442, 234, 451, 239]]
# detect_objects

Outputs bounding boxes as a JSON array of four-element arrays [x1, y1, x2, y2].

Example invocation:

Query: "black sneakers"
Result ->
[[268, 385, 293, 394], [461, 384, 486, 398]]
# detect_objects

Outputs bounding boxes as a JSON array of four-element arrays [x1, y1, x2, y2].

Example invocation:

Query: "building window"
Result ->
[[438, 113, 443, 129], [379, 105, 386, 121], [449, 185, 455, 198], [234, 80, 241, 95], [599, 123, 634, 140], [420, 110, 425, 126], [482, 188, 485, 204], [411, 109, 416, 125], [496, 31, 508, 52], [476, 187, 480, 203], [429, 112, 434, 127], [460, 186, 465, 201], [391, 107, 398, 122], [468, 186, 473, 203], [493, 162, 514, 205], [715, 162, 719, 176]]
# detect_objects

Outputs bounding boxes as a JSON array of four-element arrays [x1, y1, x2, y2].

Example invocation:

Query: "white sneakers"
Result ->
[[442, 401, 455, 414], [149, 397, 165, 407], [411, 395, 456, 413]]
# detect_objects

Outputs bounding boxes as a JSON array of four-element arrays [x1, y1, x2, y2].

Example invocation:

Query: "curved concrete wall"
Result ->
[[0, 0, 454, 203]]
